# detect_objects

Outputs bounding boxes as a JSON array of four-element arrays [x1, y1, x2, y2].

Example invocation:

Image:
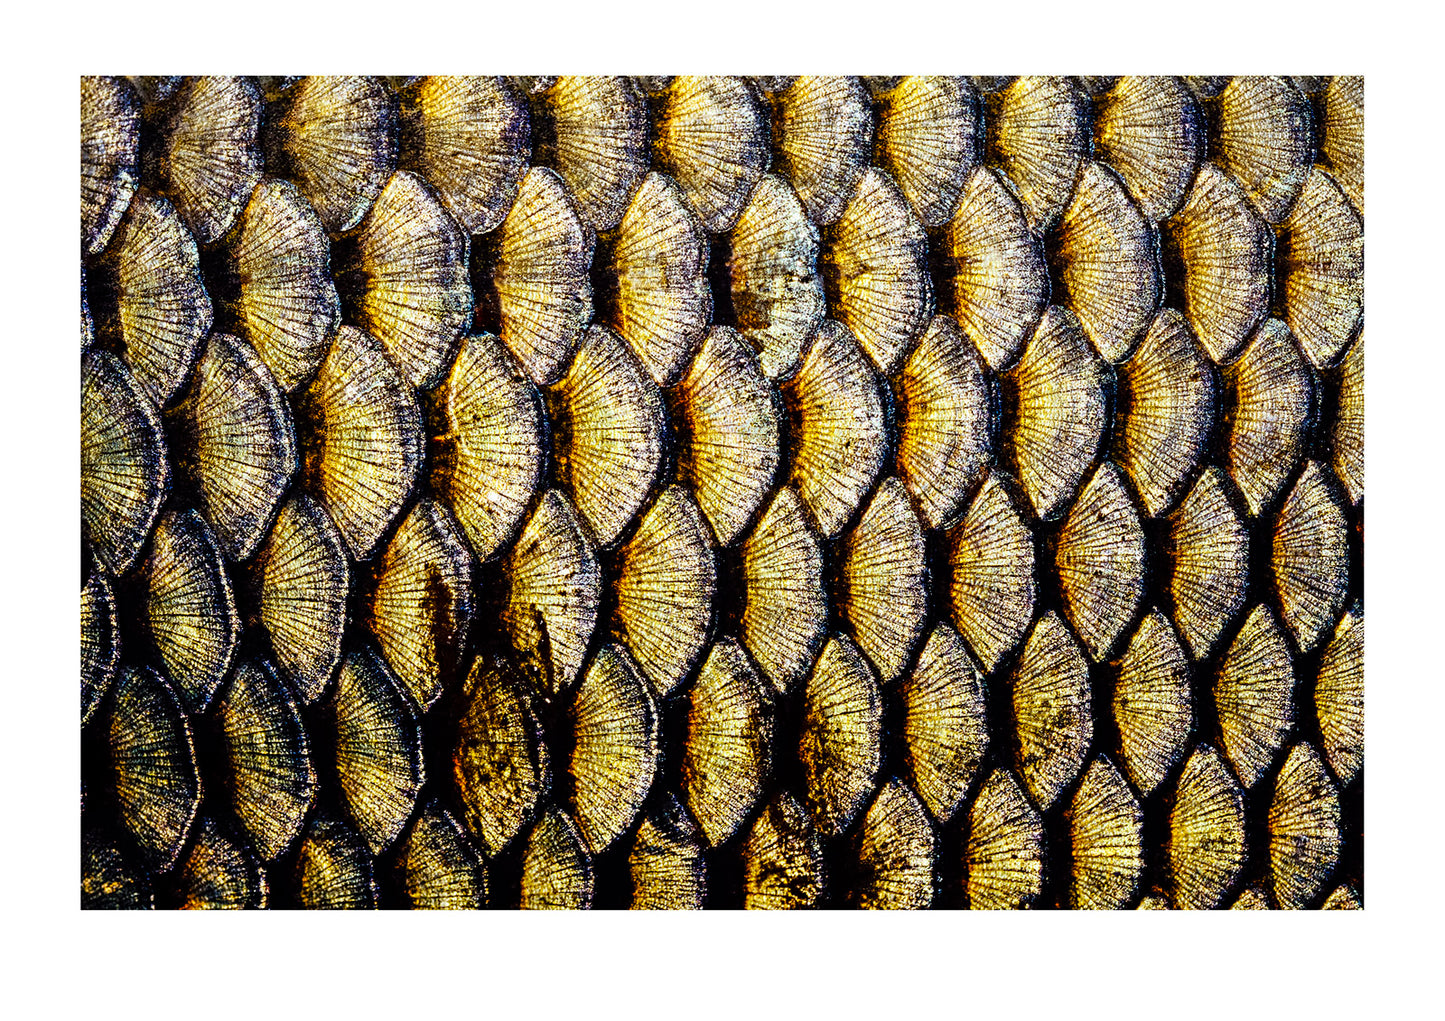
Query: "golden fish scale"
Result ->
[[80, 74, 1362, 909]]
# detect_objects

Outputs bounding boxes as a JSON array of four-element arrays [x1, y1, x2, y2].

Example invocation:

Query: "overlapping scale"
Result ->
[[107, 666, 200, 872], [839, 477, 930, 684], [566, 644, 660, 853], [1110, 611, 1192, 797], [225, 177, 340, 392], [89, 195, 212, 409], [682, 638, 773, 847], [1316, 607, 1363, 786], [1162, 468, 1250, 660], [1065, 756, 1144, 910], [489, 166, 594, 386], [155, 76, 263, 245], [337, 170, 472, 391], [295, 325, 424, 560], [852, 780, 936, 909], [675, 325, 781, 546], [1214, 75, 1313, 224], [875, 76, 980, 228], [1011, 611, 1093, 811], [740, 487, 829, 695], [397, 76, 528, 237], [81, 76, 140, 255], [1215, 604, 1296, 789], [1001, 306, 1108, 521], [82, 572, 120, 727], [773, 76, 873, 226], [1109, 606, 1190, 797], [629, 794, 707, 909], [727, 173, 826, 381], [520, 807, 594, 909], [538, 76, 649, 232], [984, 75, 1089, 231], [799, 635, 883, 838], [1051, 161, 1161, 364], [942, 166, 1049, 371], [1221, 319, 1315, 517], [1052, 461, 1147, 662], [546, 325, 666, 549], [899, 623, 989, 825], [611, 485, 717, 698], [1269, 743, 1341, 909], [75, 62, 1364, 913], [893, 314, 992, 530], [170, 817, 267, 909], [964, 768, 1044, 910], [500, 490, 600, 698], [427, 331, 544, 562], [1331, 335, 1363, 506], [248, 495, 349, 703], [1323, 76, 1364, 214], [321, 648, 425, 856], [1271, 461, 1350, 654], [741, 791, 825, 910], [946, 471, 1037, 672], [825, 167, 934, 375], [1278, 167, 1364, 368], [165, 333, 297, 561], [780, 319, 887, 539], [451, 656, 551, 857], [136, 509, 240, 714], [212, 657, 315, 861], [392, 801, 487, 909], [1162, 162, 1272, 365], [653, 76, 769, 234], [1166, 744, 1246, 910], [1113, 309, 1217, 518], [362, 499, 474, 711], [604, 171, 712, 387], [1093, 76, 1203, 223], [290, 812, 378, 909], [263, 75, 397, 234]]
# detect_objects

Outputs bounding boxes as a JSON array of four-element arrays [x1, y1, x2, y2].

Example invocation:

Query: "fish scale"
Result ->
[[79, 74, 1363, 909]]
